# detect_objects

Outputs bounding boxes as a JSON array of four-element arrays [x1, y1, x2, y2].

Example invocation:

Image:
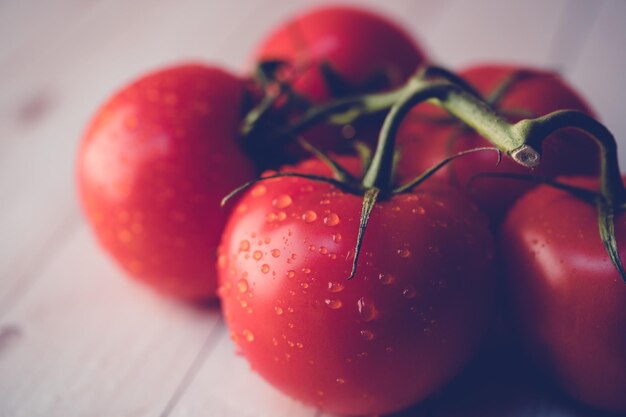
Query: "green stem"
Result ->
[[362, 79, 536, 190], [518, 110, 625, 205]]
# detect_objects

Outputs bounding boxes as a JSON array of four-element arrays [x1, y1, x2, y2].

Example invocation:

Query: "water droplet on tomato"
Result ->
[[328, 282, 344, 293], [273, 194, 293, 208], [325, 298, 343, 309], [302, 267, 311, 274], [253, 250, 263, 260], [300, 282, 309, 289], [403, 286, 417, 299], [271, 249, 281, 258], [242, 329, 254, 342], [357, 297, 378, 321], [251, 185, 266, 197], [360, 329, 375, 341], [378, 273, 395, 285], [287, 270, 295, 278], [398, 248, 411, 258], [318, 246, 328, 255], [237, 279, 249, 293], [302, 210, 318, 222], [261, 264, 270, 274], [277, 211, 287, 221], [274, 306, 284, 315], [324, 213, 340, 226], [239, 240, 250, 252], [336, 378, 346, 385], [332, 233, 342, 243]]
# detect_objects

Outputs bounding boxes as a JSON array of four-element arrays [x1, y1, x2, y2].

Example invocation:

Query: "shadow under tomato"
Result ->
[[386, 334, 620, 417]]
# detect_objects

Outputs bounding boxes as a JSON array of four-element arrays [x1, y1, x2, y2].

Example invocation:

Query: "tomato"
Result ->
[[396, 64, 598, 220], [249, 5, 426, 160], [501, 176, 626, 413], [217, 157, 496, 415], [76, 64, 256, 299], [251, 5, 426, 102]]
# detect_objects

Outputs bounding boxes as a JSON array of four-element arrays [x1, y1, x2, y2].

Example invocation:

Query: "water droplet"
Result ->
[[332, 233, 342, 243], [402, 286, 417, 299], [217, 254, 227, 269], [302, 210, 318, 223], [251, 185, 266, 197], [308, 244, 316, 252], [379, 273, 395, 285], [264, 237, 271, 244], [336, 378, 346, 385], [266, 212, 277, 222], [324, 213, 340, 226], [300, 282, 309, 289], [414, 206, 426, 215], [236, 203, 248, 213], [357, 297, 378, 321], [243, 329, 254, 342], [271, 249, 281, 258], [391, 206, 401, 212], [272, 337, 279, 346], [237, 279, 249, 293], [277, 211, 287, 221], [253, 250, 263, 260], [318, 246, 328, 255], [302, 267, 311, 274], [385, 346, 394, 354], [261, 264, 270, 274], [328, 282, 344, 293], [118, 229, 132, 243], [287, 270, 295, 278], [296, 342, 304, 349], [274, 306, 284, 315], [273, 194, 293, 209], [360, 329, 375, 341], [398, 248, 411, 258], [320, 199, 331, 205], [325, 298, 343, 309], [239, 240, 250, 252]]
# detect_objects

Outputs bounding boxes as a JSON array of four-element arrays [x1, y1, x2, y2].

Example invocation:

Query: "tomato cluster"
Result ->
[[76, 5, 626, 416]]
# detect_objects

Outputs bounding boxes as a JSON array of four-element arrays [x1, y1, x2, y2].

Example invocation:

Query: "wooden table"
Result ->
[[1, 0, 624, 416]]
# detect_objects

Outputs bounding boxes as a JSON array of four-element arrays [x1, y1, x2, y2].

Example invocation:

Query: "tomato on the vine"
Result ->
[[251, 5, 426, 102], [217, 157, 496, 415], [77, 64, 256, 299], [396, 64, 598, 219], [501, 176, 626, 414], [248, 6, 427, 161]]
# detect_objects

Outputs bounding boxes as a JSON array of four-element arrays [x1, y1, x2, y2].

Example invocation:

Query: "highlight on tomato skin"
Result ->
[[500, 176, 626, 414], [76, 64, 256, 300], [217, 157, 497, 416], [395, 64, 599, 221]]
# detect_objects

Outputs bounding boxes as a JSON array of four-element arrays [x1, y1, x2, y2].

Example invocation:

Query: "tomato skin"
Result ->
[[252, 6, 426, 103], [396, 64, 598, 220], [77, 64, 256, 299], [249, 6, 426, 161], [501, 176, 626, 413], [218, 158, 496, 415]]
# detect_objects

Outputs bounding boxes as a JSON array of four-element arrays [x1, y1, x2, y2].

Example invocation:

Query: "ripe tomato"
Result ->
[[249, 6, 426, 160], [501, 176, 626, 413], [217, 157, 496, 415], [251, 5, 426, 103], [77, 64, 256, 299], [396, 64, 598, 220]]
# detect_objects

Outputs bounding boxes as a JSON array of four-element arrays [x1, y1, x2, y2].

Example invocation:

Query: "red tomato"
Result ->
[[77, 64, 256, 299], [501, 176, 626, 413], [249, 6, 426, 160], [251, 5, 426, 102], [217, 157, 496, 415], [396, 64, 598, 220]]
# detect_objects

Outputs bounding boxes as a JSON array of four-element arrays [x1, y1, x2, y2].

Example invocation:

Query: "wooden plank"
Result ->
[[566, 0, 626, 164], [166, 323, 316, 417], [0, 226, 222, 417]]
